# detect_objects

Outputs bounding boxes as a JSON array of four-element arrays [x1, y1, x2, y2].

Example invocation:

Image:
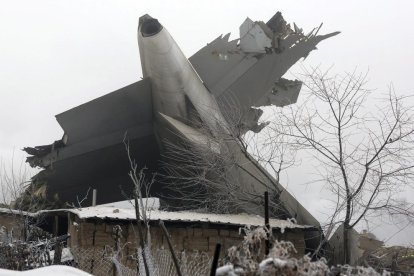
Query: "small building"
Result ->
[[66, 203, 312, 253], [1, 199, 317, 274], [61, 200, 315, 273]]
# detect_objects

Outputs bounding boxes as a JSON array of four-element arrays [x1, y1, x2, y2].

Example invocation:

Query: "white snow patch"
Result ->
[[67, 207, 310, 229], [0, 265, 91, 275], [216, 264, 235, 276], [1, 199, 315, 230], [97, 198, 160, 210], [49, 248, 74, 263]]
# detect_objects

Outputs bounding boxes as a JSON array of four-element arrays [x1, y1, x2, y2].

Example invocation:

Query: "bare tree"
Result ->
[[0, 154, 47, 241], [1, 156, 30, 208], [63, 187, 93, 212], [244, 123, 299, 186], [272, 67, 414, 263], [123, 135, 157, 275], [159, 96, 297, 218], [161, 137, 248, 213]]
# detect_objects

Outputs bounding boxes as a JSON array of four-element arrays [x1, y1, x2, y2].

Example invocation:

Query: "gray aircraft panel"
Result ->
[[56, 78, 152, 145], [189, 35, 245, 94], [190, 14, 338, 134], [254, 78, 302, 107], [220, 32, 338, 117], [25, 79, 153, 169], [33, 123, 153, 168]]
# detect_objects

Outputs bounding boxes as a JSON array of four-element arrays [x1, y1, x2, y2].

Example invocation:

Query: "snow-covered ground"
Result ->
[[0, 265, 91, 276]]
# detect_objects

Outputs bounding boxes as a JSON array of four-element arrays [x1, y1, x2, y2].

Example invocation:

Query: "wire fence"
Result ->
[[0, 235, 70, 271], [1, 222, 214, 276], [0, 241, 213, 276], [154, 248, 212, 276], [4, 233, 409, 275], [70, 246, 134, 276], [69, 245, 213, 276]]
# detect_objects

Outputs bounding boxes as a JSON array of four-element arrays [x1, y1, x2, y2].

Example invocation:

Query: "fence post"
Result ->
[[210, 243, 221, 276], [92, 189, 97, 206], [264, 191, 270, 255], [53, 215, 62, 264], [159, 220, 182, 276], [113, 225, 120, 276]]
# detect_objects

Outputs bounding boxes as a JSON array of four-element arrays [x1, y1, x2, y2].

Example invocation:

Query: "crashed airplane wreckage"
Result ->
[[24, 13, 338, 231]]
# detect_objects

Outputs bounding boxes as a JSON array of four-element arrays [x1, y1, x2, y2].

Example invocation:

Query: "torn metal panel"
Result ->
[[254, 78, 302, 107], [189, 35, 253, 97], [24, 140, 65, 168], [190, 12, 338, 133], [239, 108, 269, 133], [216, 29, 339, 123], [240, 18, 272, 53]]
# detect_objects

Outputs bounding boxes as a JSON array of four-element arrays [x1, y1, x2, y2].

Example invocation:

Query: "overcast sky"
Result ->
[[1, 0, 413, 245]]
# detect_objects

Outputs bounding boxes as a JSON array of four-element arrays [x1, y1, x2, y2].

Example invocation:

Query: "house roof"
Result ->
[[0, 199, 316, 230], [0, 207, 34, 217], [65, 203, 314, 230]]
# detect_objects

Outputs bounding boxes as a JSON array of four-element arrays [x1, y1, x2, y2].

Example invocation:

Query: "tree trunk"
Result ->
[[343, 223, 350, 264]]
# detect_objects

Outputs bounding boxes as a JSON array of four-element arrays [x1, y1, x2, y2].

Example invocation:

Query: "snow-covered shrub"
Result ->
[[218, 227, 387, 276]]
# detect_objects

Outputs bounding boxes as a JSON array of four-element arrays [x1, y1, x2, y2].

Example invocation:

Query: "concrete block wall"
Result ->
[[67, 216, 306, 260]]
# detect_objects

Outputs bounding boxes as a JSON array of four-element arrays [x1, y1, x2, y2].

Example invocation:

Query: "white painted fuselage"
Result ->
[[138, 22, 228, 135]]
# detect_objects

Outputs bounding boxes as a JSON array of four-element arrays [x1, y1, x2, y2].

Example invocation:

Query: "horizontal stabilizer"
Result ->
[[158, 113, 220, 154], [56, 79, 153, 145], [25, 79, 155, 168]]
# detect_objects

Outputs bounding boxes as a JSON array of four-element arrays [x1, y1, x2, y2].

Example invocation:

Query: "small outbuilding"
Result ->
[[0, 199, 318, 274]]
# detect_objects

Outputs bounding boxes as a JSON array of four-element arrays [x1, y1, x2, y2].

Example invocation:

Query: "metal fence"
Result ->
[[0, 241, 212, 276], [70, 246, 212, 276], [70, 246, 136, 276]]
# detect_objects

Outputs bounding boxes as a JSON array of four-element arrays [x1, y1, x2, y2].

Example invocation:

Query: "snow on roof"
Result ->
[[97, 198, 160, 210], [0, 207, 34, 217], [0, 199, 315, 230], [67, 204, 312, 230]]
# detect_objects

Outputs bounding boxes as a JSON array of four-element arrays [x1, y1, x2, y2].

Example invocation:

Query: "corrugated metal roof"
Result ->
[[97, 198, 159, 209], [0, 200, 315, 230], [66, 205, 313, 230]]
